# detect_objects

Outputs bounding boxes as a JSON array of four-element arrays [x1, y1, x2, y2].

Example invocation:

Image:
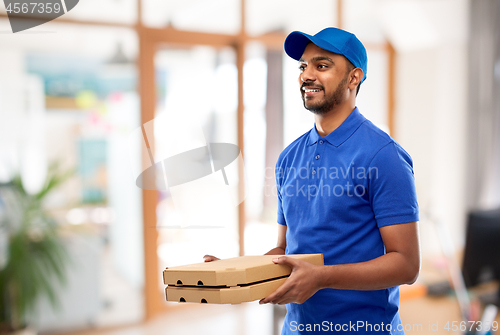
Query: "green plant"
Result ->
[[0, 164, 72, 333]]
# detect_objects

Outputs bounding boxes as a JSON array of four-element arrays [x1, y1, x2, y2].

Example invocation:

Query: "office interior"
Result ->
[[0, 0, 500, 334]]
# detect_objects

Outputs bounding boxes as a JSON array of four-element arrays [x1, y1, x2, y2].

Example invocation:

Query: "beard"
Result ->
[[301, 74, 348, 115]]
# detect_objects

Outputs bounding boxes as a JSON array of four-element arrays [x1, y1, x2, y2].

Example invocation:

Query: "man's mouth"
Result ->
[[302, 86, 323, 97], [302, 88, 322, 93]]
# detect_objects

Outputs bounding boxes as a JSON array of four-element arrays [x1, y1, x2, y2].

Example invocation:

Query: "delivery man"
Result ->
[[205, 27, 419, 335]]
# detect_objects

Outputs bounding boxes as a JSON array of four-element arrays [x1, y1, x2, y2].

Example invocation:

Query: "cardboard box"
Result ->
[[163, 254, 323, 287], [163, 253, 323, 304], [166, 277, 287, 304]]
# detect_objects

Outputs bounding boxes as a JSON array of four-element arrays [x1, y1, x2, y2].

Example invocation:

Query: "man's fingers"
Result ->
[[260, 258, 303, 304], [259, 280, 292, 304], [203, 255, 220, 262], [259, 258, 314, 305], [273, 256, 299, 268]]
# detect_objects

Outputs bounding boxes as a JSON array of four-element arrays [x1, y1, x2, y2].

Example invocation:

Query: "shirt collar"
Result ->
[[307, 107, 367, 147]]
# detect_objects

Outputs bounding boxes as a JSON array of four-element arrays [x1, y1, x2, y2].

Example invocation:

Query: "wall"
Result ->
[[390, 0, 470, 255]]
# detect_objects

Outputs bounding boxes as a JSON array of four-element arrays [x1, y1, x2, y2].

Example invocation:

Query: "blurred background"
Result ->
[[0, 0, 499, 334]]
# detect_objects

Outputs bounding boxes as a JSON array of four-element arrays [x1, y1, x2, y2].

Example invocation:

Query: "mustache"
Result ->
[[301, 83, 324, 91]]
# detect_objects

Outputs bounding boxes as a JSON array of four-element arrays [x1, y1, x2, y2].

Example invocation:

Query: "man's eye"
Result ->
[[318, 64, 327, 69], [298, 65, 306, 72]]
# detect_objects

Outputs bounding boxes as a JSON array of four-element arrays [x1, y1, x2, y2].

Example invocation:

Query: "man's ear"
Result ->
[[349, 68, 363, 91]]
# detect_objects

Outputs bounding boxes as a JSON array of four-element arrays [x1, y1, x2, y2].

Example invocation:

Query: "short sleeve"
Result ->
[[368, 142, 419, 227], [276, 162, 287, 226]]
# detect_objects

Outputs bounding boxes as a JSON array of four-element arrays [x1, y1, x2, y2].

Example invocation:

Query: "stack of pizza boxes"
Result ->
[[163, 254, 324, 304]]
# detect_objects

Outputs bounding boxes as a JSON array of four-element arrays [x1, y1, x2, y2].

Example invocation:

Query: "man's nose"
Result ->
[[300, 67, 316, 82]]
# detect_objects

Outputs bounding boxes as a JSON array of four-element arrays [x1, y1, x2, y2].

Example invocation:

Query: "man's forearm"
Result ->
[[265, 247, 286, 255], [316, 251, 419, 291]]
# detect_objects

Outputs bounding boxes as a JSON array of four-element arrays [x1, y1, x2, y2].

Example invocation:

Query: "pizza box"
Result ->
[[163, 253, 323, 304], [163, 254, 324, 287], [166, 276, 288, 304]]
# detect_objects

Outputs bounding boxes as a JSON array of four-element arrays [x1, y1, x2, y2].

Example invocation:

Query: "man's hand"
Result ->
[[259, 256, 322, 305], [203, 255, 220, 262]]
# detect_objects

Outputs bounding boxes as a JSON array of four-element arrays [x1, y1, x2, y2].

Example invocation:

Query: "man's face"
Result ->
[[298, 43, 351, 115]]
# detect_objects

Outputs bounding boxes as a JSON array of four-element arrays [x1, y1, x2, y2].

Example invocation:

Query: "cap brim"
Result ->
[[284, 31, 343, 61]]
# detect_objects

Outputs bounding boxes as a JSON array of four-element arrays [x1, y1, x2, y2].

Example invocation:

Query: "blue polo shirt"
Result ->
[[276, 107, 419, 334]]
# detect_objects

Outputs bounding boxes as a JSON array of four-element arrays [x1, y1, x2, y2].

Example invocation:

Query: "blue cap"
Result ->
[[284, 27, 368, 83]]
